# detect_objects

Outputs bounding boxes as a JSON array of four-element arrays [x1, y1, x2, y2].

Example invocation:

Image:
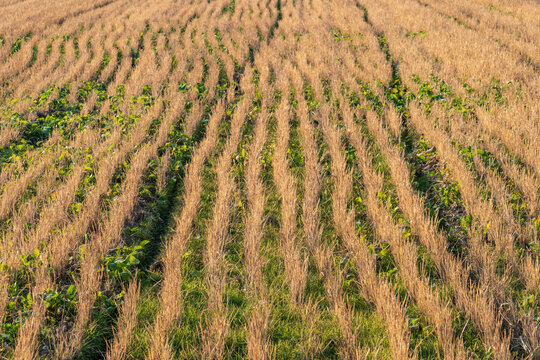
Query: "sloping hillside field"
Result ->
[[0, 0, 538, 358]]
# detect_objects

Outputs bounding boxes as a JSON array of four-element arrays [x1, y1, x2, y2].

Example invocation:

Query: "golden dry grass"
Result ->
[[0, 0, 538, 359]]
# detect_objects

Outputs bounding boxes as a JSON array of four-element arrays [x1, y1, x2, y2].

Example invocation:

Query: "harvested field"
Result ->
[[0, 0, 538, 358]]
